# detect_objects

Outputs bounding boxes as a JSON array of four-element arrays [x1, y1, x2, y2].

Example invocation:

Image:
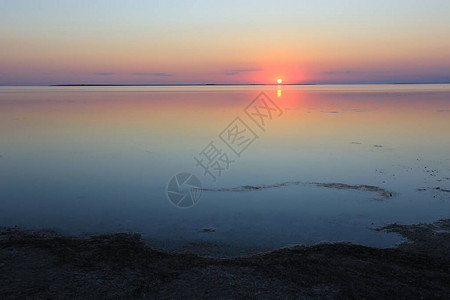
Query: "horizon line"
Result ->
[[50, 81, 450, 86], [1, 82, 450, 87]]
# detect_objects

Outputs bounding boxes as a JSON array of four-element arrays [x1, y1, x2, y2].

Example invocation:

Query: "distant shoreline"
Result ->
[[0, 82, 449, 87], [48, 82, 450, 87], [50, 83, 317, 87]]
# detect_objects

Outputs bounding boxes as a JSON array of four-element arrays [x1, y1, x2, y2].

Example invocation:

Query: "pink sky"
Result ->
[[1, 0, 449, 85]]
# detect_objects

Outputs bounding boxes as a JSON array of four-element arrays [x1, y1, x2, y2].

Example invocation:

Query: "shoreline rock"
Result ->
[[0, 220, 449, 298]]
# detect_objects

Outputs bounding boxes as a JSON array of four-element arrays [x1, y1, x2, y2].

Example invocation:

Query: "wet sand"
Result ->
[[1, 219, 449, 299]]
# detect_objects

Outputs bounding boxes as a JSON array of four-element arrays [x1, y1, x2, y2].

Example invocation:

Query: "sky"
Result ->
[[0, 0, 449, 85]]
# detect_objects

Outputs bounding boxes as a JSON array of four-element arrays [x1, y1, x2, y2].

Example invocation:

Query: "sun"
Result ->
[[277, 78, 282, 84]]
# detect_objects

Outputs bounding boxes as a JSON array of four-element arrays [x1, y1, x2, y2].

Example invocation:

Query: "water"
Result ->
[[1, 84, 449, 256]]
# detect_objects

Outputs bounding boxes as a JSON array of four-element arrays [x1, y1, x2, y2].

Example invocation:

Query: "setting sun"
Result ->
[[277, 78, 283, 84]]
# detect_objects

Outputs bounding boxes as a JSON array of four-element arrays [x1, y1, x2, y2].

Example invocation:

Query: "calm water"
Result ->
[[1, 85, 449, 256]]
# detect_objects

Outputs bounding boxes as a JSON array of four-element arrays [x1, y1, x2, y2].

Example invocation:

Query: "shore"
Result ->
[[0, 219, 449, 298]]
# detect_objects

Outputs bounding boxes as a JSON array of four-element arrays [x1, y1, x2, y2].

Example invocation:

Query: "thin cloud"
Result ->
[[321, 69, 386, 76], [224, 72, 240, 76], [321, 70, 356, 75], [95, 72, 115, 75], [321, 110, 340, 114], [343, 108, 367, 112], [223, 68, 262, 75], [132, 72, 172, 76], [233, 68, 261, 72]]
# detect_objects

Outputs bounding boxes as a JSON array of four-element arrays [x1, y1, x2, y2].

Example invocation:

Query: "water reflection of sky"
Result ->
[[0, 85, 449, 256]]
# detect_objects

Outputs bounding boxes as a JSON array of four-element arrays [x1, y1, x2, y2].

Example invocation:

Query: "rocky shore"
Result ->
[[1, 219, 449, 299]]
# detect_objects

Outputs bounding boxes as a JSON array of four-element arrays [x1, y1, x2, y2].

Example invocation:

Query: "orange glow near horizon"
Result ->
[[1, 2, 449, 85]]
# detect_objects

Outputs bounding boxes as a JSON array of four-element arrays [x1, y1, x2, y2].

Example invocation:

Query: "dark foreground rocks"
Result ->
[[1, 220, 449, 299]]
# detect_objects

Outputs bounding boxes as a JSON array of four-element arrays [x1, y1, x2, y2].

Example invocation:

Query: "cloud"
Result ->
[[321, 70, 356, 75], [343, 108, 367, 112], [224, 72, 240, 76], [223, 68, 262, 75], [132, 72, 172, 76], [233, 68, 261, 72], [321, 69, 387, 77], [95, 72, 115, 75]]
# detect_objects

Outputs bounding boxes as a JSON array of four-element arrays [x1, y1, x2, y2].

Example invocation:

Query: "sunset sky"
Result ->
[[1, 0, 449, 85]]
